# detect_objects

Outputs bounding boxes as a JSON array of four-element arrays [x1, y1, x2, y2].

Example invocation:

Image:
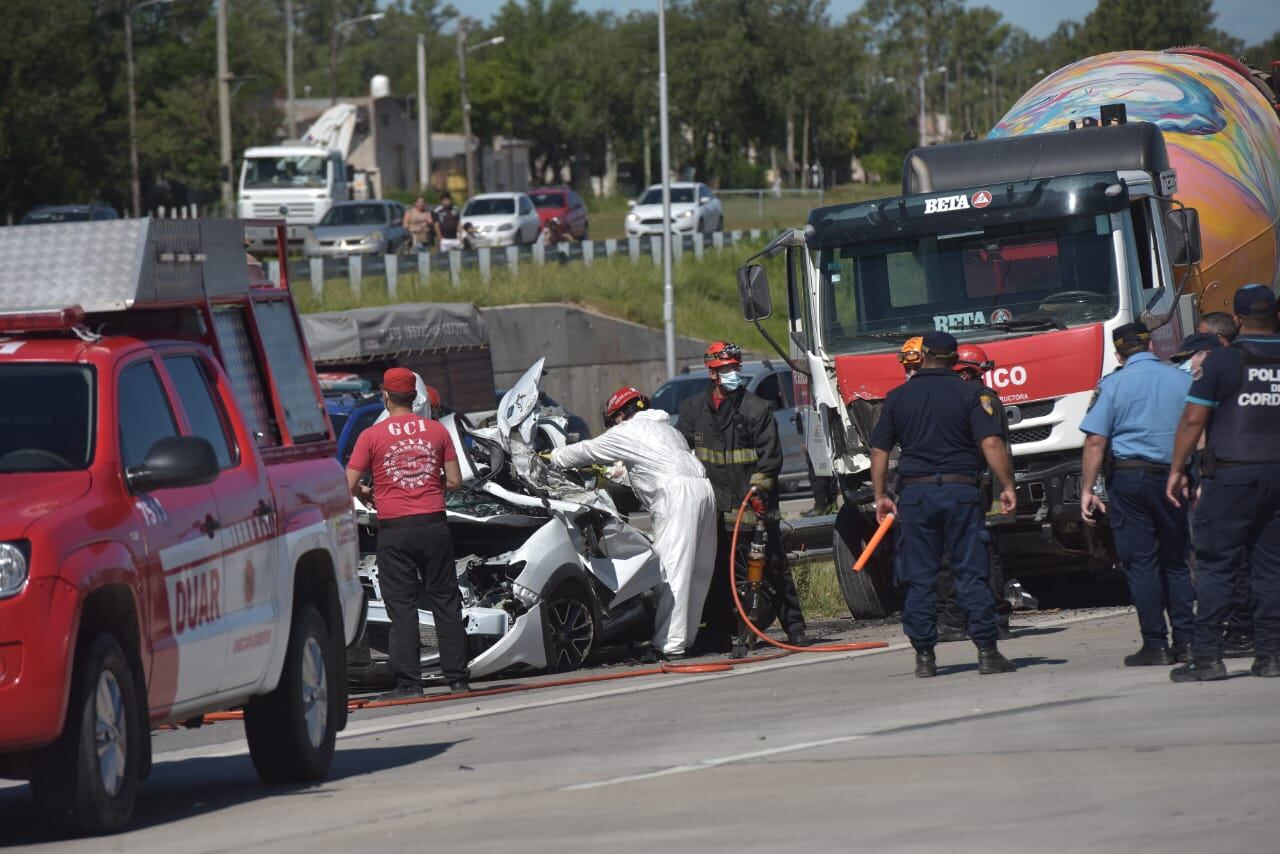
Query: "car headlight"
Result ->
[[0, 542, 30, 598], [678, 209, 694, 219], [626, 213, 639, 222], [497, 222, 515, 232], [362, 230, 384, 244]]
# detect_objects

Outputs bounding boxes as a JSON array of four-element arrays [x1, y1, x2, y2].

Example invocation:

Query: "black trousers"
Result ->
[[699, 520, 806, 650], [376, 514, 470, 686], [937, 535, 1010, 631]]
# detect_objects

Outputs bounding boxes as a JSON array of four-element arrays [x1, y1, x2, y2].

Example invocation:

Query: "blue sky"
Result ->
[[450, 0, 1274, 42]]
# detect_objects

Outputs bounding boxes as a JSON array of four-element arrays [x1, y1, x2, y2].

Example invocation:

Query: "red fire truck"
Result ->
[[0, 219, 363, 834]]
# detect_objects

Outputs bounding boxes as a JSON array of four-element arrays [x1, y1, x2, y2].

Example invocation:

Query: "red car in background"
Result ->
[[528, 186, 589, 239]]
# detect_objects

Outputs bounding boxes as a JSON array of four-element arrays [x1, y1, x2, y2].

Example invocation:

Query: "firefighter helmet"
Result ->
[[603, 385, 650, 426], [954, 344, 994, 378], [704, 341, 743, 369], [898, 336, 924, 371]]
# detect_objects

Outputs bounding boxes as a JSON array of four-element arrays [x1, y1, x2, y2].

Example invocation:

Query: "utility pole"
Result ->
[[217, 0, 233, 214], [457, 26, 474, 197], [417, 33, 432, 191], [124, 4, 140, 217], [917, 56, 927, 149], [658, 0, 675, 379], [285, 0, 296, 138], [328, 0, 339, 104]]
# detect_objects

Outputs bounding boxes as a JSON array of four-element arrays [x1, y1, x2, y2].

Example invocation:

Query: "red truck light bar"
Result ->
[[0, 306, 85, 332]]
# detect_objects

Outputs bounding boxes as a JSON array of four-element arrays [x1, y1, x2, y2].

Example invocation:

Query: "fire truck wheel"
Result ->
[[30, 633, 141, 836], [244, 604, 337, 784], [833, 505, 901, 620]]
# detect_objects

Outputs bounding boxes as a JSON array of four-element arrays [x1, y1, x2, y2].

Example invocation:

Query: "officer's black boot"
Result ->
[[1170, 656, 1229, 682], [1172, 643, 1193, 664], [977, 646, 1017, 674], [1124, 645, 1175, 666], [1223, 633, 1256, 659], [914, 648, 937, 678], [1250, 655, 1280, 677]]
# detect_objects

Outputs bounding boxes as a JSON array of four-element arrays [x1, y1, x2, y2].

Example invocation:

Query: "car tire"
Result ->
[[833, 504, 901, 620], [244, 603, 339, 784], [542, 581, 596, 673], [30, 634, 142, 836]]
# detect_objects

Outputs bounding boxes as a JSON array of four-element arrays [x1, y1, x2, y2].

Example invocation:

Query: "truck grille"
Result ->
[[1010, 425, 1052, 444], [1010, 399, 1055, 420], [252, 202, 315, 222]]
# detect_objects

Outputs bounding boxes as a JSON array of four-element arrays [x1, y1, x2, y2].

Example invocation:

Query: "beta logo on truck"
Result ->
[[923, 194, 971, 214]]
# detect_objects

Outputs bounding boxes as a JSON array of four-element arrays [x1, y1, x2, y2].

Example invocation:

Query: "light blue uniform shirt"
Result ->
[[1079, 352, 1192, 464]]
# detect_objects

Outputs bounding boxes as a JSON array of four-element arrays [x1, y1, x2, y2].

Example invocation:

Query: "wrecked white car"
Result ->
[[348, 360, 665, 683]]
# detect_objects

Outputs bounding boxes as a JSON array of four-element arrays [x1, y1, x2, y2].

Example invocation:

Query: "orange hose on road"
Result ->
[[728, 489, 890, 654], [854, 513, 895, 571]]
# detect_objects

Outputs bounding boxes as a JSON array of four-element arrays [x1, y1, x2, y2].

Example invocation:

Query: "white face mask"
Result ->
[[1179, 360, 1195, 374], [717, 370, 743, 391]]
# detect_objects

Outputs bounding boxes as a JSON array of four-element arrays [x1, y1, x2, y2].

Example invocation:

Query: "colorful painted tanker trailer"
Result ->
[[736, 48, 1280, 617]]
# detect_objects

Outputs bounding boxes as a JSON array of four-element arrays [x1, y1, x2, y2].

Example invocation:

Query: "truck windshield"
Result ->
[[242, 155, 328, 190], [819, 212, 1123, 351], [0, 365, 94, 472]]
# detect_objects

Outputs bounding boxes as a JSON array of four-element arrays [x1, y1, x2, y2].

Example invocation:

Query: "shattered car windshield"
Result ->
[[820, 213, 1121, 352], [0, 365, 94, 472]]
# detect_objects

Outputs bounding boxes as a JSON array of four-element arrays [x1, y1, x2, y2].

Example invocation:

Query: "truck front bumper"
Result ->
[[993, 452, 1114, 567], [0, 577, 79, 755]]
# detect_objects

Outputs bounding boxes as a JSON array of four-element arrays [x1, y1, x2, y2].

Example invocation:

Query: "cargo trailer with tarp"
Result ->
[[299, 302, 495, 413]]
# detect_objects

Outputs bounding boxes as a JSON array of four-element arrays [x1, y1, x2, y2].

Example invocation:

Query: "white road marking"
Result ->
[[561, 734, 868, 791]]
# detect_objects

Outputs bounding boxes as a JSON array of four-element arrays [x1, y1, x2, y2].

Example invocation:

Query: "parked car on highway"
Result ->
[[19, 204, 119, 224], [625, 182, 723, 237], [652, 360, 806, 493], [528, 186, 589, 239], [303, 199, 411, 258], [460, 192, 542, 247]]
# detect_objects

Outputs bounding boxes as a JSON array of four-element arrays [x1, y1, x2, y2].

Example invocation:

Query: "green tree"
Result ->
[[1072, 0, 1242, 55]]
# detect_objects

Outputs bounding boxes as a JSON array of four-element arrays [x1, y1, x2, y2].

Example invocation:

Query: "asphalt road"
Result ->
[[4, 607, 1277, 852]]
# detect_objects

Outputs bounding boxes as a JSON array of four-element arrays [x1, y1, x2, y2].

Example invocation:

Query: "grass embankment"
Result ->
[[792, 560, 847, 620], [291, 244, 792, 347]]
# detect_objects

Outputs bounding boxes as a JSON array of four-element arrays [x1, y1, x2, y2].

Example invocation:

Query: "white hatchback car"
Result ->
[[625, 182, 724, 237], [460, 192, 542, 247]]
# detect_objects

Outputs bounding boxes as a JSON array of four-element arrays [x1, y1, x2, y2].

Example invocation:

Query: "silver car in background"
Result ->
[[625, 182, 724, 237], [304, 199, 412, 258]]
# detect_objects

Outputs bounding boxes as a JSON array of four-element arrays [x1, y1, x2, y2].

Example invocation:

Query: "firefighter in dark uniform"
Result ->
[[1167, 285, 1280, 681], [936, 343, 1013, 641], [678, 341, 808, 654], [869, 331, 1018, 677]]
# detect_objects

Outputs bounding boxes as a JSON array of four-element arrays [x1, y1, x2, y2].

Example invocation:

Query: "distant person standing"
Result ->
[[346, 368, 470, 699], [403, 197, 435, 252], [434, 192, 462, 251]]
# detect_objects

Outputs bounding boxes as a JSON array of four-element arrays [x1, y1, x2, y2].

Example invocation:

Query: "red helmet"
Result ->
[[424, 385, 442, 410], [704, 340, 743, 369], [603, 385, 650, 426], [954, 344, 994, 377]]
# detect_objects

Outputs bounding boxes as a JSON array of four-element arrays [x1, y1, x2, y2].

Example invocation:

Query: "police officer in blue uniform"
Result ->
[[1079, 322, 1195, 665], [1167, 285, 1280, 681], [870, 331, 1018, 678]]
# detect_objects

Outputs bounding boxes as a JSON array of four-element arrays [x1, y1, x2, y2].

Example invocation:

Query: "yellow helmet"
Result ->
[[898, 336, 924, 370]]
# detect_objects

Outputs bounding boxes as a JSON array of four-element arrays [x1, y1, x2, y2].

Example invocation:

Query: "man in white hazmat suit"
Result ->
[[550, 386, 718, 659]]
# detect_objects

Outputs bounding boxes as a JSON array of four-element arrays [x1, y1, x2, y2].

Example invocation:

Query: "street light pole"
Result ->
[[329, 12, 385, 106], [285, 0, 296, 138], [217, 0, 233, 214], [917, 57, 927, 149], [658, 0, 675, 379], [457, 30, 504, 198], [417, 33, 432, 191]]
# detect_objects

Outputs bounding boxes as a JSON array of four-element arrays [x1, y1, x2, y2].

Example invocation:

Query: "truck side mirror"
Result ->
[[345, 165, 355, 183], [737, 264, 773, 322], [126, 436, 220, 493], [1166, 207, 1202, 266]]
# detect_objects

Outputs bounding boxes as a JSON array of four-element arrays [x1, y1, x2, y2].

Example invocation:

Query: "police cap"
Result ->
[[1112, 322, 1151, 357], [920, 330, 958, 359], [1233, 284, 1277, 318], [1170, 332, 1221, 364]]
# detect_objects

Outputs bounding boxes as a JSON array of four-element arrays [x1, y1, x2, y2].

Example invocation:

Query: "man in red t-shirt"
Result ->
[[346, 367, 468, 698]]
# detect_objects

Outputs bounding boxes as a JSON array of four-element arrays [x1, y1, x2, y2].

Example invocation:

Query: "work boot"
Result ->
[[1250, 655, 1280, 677], [375, 683, 424, 702], [1222, 634, 1256, 659], [1124, 645, 1175, 666], [997, 622, 1013, 641], [1170, 657, 1228, 683], [914, 650, 937, 678], [787, 630, 812, 647], [1172, 643, 1193, 664], [447, 679, 472, 694], [977, 647, 1017, 675], [937, 626, 969, 643]]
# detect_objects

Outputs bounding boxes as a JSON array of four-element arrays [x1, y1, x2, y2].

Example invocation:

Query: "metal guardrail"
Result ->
[[266, 228, 776, 298]]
